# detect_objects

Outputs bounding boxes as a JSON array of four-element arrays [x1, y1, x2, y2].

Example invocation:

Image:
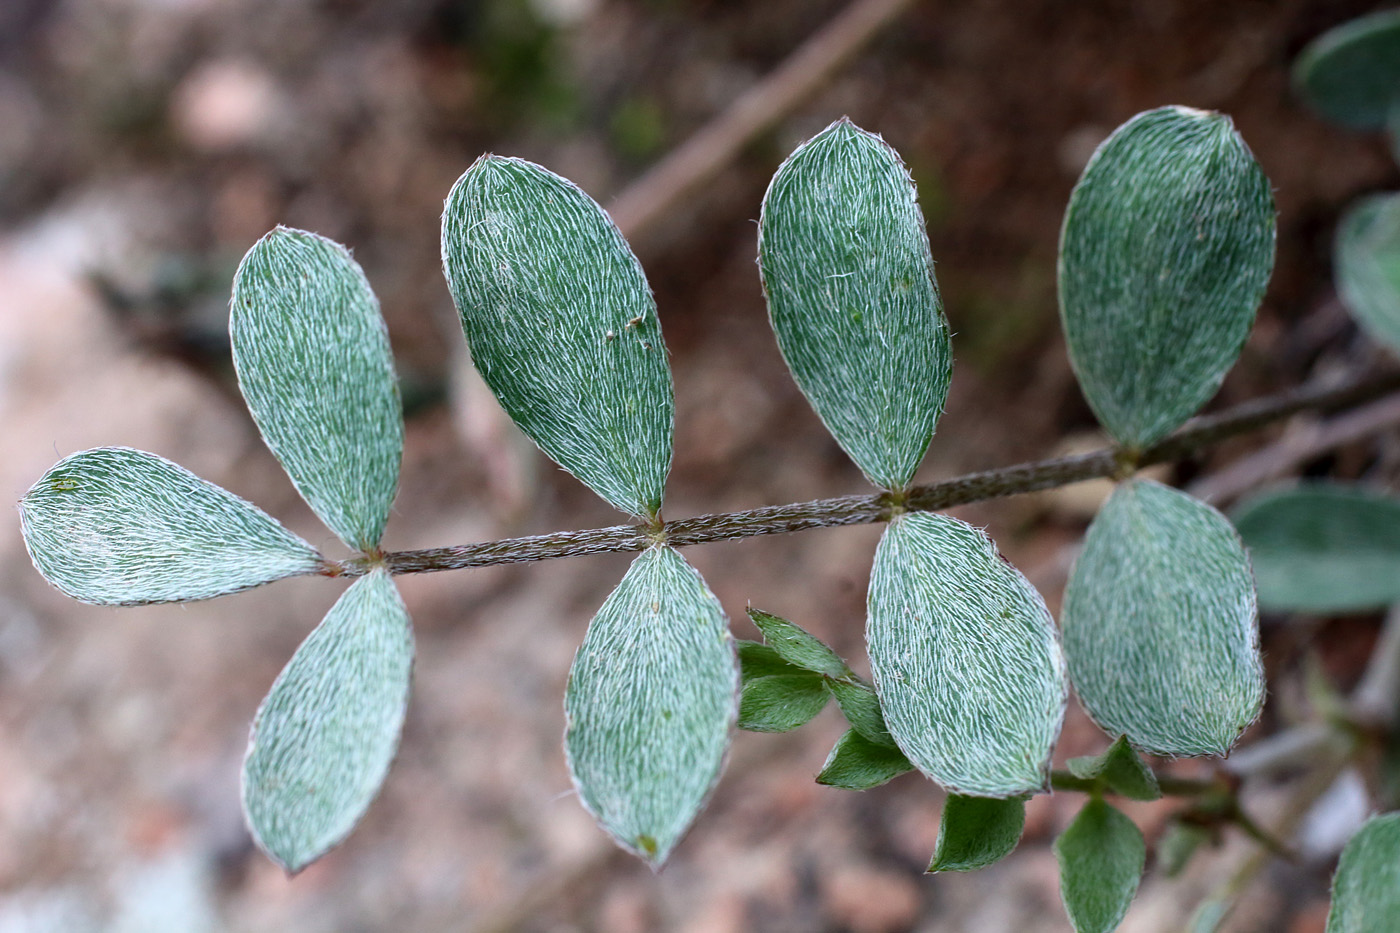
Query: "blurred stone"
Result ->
[[171, 59, 287, 153]]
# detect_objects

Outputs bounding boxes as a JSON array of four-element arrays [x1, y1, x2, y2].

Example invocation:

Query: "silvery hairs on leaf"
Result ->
[[1326, 811, 1400, 933], [1063, 479, 1263, 757], [758, 118, 952, 491], [1336, 192, 1400, 357], [19, 447, 322, 606], [1058, 106, 1275, 450], [564, 545, 737, 866], [442, 156, 673, 518], [1293, 9, 1400, 130], [243, 568, 413, 873], [867, 512, 1067, 797], [231, 227, 403, 552], [1233, 483, 1400, 613]]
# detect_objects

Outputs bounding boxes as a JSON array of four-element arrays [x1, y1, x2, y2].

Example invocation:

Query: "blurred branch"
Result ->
[[341, 368, 1400, 578], [608, 0, 918, 240]]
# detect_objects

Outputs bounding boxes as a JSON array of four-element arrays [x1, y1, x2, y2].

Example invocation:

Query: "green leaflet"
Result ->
[[231, 228, 403, 552], [1294, 10, 1400, 130], [816, 729, 913, 790], [19, 448, 321, 606], [1233, 483, 1400, 613], [867, 512, 1067, 797], [242, 569, 413, 873], [1055, 799, 1145, 933], [1327, 812, 1400, 933], [737, 673, 829, 732], [737, 640, 805, 681], [1063, 479, 1263, 757], [826, 679, 896, 748], [758, 119, 952, 491], [928, 794, 1026, 873], [1058, 106, 1275, 449], [1336, 192, 1400, 357], [747, 608, 853, 679], [442, 156, 673, 518], [1066, 736, 1161, 802], [564, 546, 737, 866]]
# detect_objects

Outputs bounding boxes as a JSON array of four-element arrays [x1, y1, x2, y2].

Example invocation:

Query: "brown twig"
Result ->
[[347, 368, 1400, 578]]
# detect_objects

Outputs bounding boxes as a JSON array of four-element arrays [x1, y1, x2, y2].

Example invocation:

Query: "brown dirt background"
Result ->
[[0, 0, 1397, 930]]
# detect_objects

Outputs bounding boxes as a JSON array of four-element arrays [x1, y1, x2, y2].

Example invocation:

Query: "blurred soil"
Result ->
[[0, 1, 1397, 930]]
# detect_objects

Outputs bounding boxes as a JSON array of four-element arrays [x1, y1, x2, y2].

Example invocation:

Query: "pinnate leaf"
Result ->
[[1294, 10, 1400, 130], [928, 794, 1026, 873], [1327, 811, 1400, 933], [442, 156, 672, 518], [1058, 106, 1275, 448], [1063, 479, 1263, 757], [758, 119, 952, 491], [1232, 483, 1400, 613], [747, 608, 852, 679], [1055, 799, 1145, 933], [231, 227, 403, 551], [1336, 192, 1400, 357], [868, 512, 1067, 797], [1067, 736, 1161, 801], [816, 729, 913, 790], [242, 569, 413, 873], [20, 447, 321, 606], [737, 673, 829, 732], [564, 546, 737, 865]]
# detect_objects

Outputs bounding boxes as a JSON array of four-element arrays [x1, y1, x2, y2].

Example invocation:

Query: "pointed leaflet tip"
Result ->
[[441, 156, 674, 518], [1058, 106, 1275, 448], [867, 512, 1067, 797], [1063, 479, 1263, 757], [564, 546, 738, 866], [231, 227, 404, 552], [20, 447, 322, 606], [242, 569, 413, 873], [759, 119, 952, 491]]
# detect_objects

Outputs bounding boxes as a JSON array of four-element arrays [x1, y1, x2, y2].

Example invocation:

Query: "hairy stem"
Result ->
[[344, 369, 1400, 578]]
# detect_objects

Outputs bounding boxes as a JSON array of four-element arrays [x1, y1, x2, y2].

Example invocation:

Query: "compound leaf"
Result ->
[[1327, 811, 1400, 933], [747, 608, 852, 679], [1058, 106, 1275, 449], [868, 512, 1067, 797], [242, 569, 413, 873], [564, 546, 737, 866], [1336, 192, 1400, 357], [442, 156, 672, 518], [737, 673, 829, 733], [1232, 483, 1400, 613], [1067, 736, 1161, 801], [758, 119, 952, 491], [928, 794, 1027, 873], [20, 447, 321, 606], [231, 227, 403, 552], [1294, 10, 1400, 130], [816, 728, 914, 790], [1063, 479, 1263, 757], [1055, 798, 1145, 933]]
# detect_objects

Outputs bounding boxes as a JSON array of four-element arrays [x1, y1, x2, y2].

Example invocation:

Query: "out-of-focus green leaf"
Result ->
[[1336, 192, 1400, 357], [928, 794, 1026, 873], [1157, 821, 1211, 878], [826, 679, 896, 748], [1327, 812, 1400, 932], [1063, 479, 1263, 757], [20, 447, 321, 606], [564, 546, 737, 866], [758, 118, 952, 491], [1232, 483, 1400, 612], [868, 512, 1067, 797], [1294, 10, 1400, 130], [737, 640, 803, 681], [231, 227, 403, 552], [1058, 106, 1275, 449], [1067, 736, 1161, 801], [1055, 798, 1145, 933], [816, 728, 914, 790], [442, 156, 672, 518], [747, 608, 852, 679], [242, 569, 413, 873], [737, 673, 829, 732]]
